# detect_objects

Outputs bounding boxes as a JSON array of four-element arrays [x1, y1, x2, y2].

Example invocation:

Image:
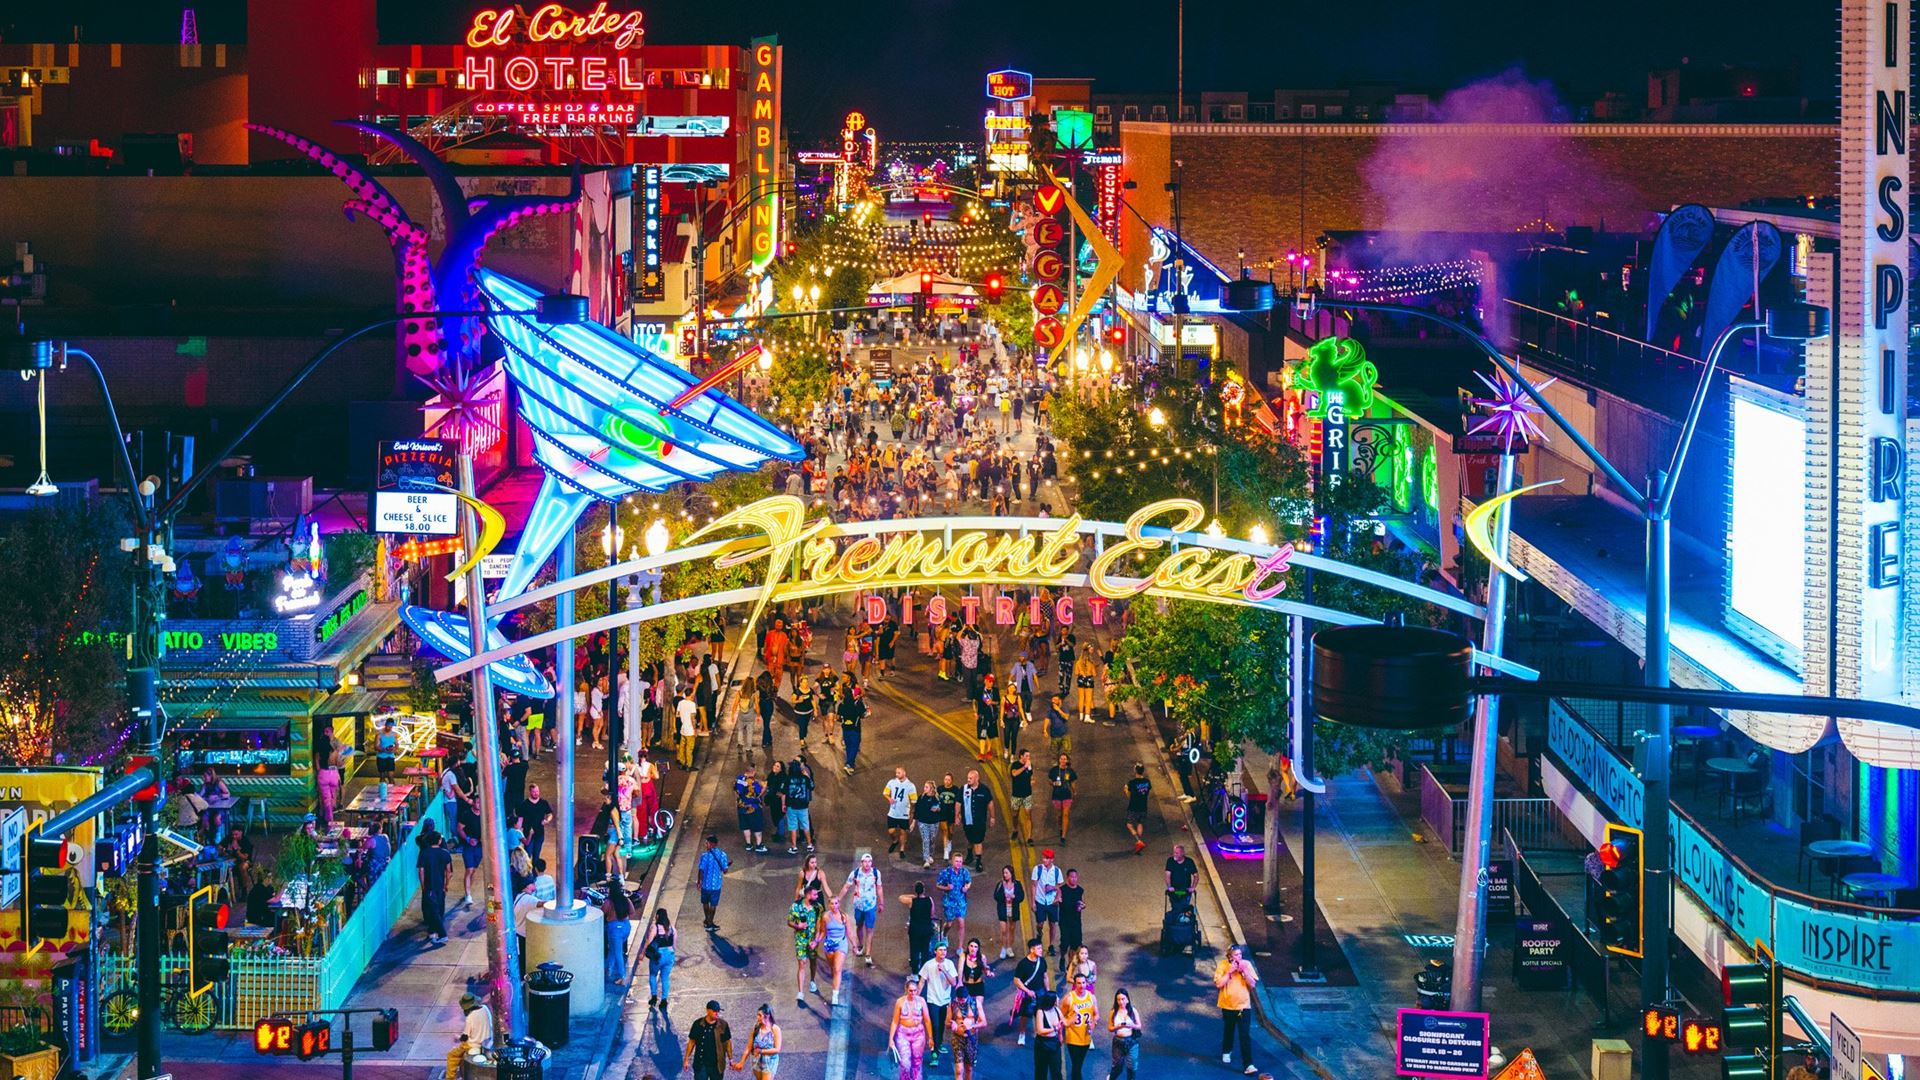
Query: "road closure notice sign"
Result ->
[[1396, 1008, 1490, 1078]]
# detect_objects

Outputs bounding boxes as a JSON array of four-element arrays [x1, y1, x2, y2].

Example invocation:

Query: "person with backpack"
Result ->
[[784, 759, 815, 854]]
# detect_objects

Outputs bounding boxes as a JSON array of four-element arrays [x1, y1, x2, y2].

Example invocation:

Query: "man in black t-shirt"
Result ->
[[1011, 937, 1049, 1045], [418, 832, 452, 945], [685, 1001, 732, 1080], [1165, 842, 1198, 911], [519, 785, 554, 866], [1124, 764, 1152, 854], [1058, 869, 1086, 956]]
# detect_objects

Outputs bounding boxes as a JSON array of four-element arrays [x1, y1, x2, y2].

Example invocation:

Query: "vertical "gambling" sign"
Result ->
[[746, 36, 783, 271]]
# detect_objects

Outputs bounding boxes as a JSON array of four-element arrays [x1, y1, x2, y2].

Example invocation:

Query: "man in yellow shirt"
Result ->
[[1212, 943, 1259, 1074], [1060, 970, 1099, 1080]]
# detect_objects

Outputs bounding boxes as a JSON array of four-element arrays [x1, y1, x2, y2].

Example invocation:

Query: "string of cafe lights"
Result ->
[[1328, 259, 1483, 302], [1071, 443, 1220, 480]]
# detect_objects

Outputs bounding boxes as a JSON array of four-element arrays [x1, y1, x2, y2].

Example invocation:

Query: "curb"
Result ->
[[581, 649, 753, 1080], [1151, 725, 1341, 1080]]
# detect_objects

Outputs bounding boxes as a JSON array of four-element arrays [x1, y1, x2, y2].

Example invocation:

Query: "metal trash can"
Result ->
[[1414, 956, 1452, 1010], [525, 962, 573, 1049], [495, 1037, 550, 1080], [467, 1037, 550, 1080]]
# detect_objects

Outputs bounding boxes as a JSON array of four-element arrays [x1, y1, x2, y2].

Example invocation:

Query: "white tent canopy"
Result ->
[[870, 271, 978, 298]]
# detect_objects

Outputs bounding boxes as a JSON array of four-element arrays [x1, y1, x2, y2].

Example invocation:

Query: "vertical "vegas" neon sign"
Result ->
[[746, 36, 783, 271]]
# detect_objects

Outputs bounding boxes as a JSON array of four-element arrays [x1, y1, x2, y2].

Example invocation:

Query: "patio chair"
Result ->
[[1729, 769, 1769, 820], [1797, 815, 1841, 886]]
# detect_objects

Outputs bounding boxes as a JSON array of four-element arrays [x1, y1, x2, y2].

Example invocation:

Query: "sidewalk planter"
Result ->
[[0, 1045, 60, 1080]]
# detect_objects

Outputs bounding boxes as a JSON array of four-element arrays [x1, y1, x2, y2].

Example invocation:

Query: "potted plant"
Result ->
[[0, 1016, 59, 1080], [275, 830, 320, 909]]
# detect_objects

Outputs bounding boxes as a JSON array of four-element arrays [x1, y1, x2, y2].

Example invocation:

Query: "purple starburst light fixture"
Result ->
[[1466, 370, 1553, 454]]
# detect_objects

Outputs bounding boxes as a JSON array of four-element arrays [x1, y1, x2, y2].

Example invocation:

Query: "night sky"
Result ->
[[2, 0, 1838, 139]]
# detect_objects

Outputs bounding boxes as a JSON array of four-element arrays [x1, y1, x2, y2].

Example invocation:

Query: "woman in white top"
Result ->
[[1106, 988, 1144, 1080]]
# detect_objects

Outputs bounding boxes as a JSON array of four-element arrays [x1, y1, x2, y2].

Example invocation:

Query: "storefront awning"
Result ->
[[314, 688, 388, 719]]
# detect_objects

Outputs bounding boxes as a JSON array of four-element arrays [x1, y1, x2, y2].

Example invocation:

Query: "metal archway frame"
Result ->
[[432, 504, 1533, 685]]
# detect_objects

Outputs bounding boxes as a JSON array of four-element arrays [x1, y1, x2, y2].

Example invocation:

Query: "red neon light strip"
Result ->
[[667, 346, 761, 411]]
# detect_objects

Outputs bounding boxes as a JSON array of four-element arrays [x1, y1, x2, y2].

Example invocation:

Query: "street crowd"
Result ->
[[424, 320, 1271, 1080]]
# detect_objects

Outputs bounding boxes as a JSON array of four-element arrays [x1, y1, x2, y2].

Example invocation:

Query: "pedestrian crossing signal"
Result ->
[[254, 1016, 295, 1055], [1681, 1017, 1722, 1055], [372, 1008, 399, 1051], [1642, 1004, 1679, 1042], [296, 1018, 331, 1061]]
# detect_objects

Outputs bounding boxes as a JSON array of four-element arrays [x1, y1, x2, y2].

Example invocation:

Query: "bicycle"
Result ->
[[102, 976, 220, 1036]]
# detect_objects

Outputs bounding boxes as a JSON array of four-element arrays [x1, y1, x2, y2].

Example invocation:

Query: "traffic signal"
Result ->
[[188, 886, 231, 994], [1721, 944, 1780, 1080], [372, 1008, 399, 1051], [22, 820, 71, 954], [920, 269, 935, 296], [296, 1017, 332, 1061], [255, 1015, 296, 1055], [1642, 1004, 1679, 1044], [922, 210, 933, 226], [983, 272, 1006, 301], [1596, 823, 1644, 957], [1106, 324, 1127, 348]]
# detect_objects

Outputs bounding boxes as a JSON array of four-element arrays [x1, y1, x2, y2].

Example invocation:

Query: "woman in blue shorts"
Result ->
[[814, 895, 851, 1006]]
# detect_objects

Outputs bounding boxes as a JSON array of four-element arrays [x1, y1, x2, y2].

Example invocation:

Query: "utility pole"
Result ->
[[551, 532, 578, 906], [1448, 451, 1515, 1009], [455, 452, 522, 1041], [1640, 469, 1675, 1080]]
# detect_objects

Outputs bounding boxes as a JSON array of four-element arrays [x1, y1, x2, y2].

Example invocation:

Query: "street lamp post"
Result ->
[[602, 518, 624, 801]]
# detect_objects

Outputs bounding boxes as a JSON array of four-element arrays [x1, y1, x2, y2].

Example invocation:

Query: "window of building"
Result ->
[[1276, 105, 1292, 119], [1325, 104, 1344, 118], [1123, 105, 1140, 121], [1095, 106, 1111, 122], [1250, 103, 1271, 121], [1299, 104, 1318, 119], [1179, 105, 1196, 121], [1149, 105, 1167, 121], [1226, 104, 1244, 120], [375, 67, 402, 86], [1208, 105, 1225, 121]]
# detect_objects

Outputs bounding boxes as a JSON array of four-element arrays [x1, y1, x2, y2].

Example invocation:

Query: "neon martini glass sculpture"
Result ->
[[252, 121, 803, 697]]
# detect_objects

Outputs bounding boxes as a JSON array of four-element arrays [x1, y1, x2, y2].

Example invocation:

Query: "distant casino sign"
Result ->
[[461, 3, 647, 94], [986, 69, 1033, 101], [466, 2, 646, 49]]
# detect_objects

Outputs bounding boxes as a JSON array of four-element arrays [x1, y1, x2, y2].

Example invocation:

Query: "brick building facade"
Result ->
[[1115, 122, 1838, 288]]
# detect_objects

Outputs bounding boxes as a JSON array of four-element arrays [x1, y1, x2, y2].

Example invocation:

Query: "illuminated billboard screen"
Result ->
[[1725, 387, 1805, 667]]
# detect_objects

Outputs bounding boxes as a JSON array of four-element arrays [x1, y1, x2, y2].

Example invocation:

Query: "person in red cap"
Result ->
[[1030, 848, 1065, 955]]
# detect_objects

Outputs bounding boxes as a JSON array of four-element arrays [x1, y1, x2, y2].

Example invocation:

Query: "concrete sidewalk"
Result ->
[[1250, 765, 1720, 1080]]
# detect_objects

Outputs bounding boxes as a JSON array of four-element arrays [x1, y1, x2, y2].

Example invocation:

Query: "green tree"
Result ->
[[1060, 362, 1444, 779], [0, 504, 134, 764]]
